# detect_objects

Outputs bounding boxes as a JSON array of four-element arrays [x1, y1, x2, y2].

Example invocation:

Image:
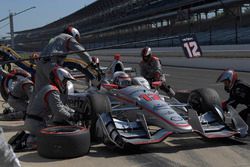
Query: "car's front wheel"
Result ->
[[187, 88, 221, 115]]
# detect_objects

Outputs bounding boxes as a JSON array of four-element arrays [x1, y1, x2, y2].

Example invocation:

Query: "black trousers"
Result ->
[[239, 107, 250, 122]]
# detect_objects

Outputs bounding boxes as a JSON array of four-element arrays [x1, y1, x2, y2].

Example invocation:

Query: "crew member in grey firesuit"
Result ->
[[3, 76, 34, 120], [34, 26, 93, 95], [24, 67, 79, 149], [140, 47, 162, 83], [139, 47, 175, 96], [216, 69, 250, 122]]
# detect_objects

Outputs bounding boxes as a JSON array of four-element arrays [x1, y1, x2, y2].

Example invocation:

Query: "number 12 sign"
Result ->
[[180, 34, 202, 58]]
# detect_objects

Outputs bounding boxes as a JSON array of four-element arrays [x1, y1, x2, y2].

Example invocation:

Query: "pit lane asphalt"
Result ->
[[1, 65, 250, 167]]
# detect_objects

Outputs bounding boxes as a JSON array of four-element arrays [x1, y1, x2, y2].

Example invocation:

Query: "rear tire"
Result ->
[[38, 126, 90, 159], [187, 88, 221, 114]]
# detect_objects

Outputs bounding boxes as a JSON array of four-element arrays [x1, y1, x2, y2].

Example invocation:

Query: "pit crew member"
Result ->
[[24, 67, 79, 149], [2, 76, 34, 120], [139, 47, 175, 96], [216, 69, 250, 122], [34, 26, 94, 95]]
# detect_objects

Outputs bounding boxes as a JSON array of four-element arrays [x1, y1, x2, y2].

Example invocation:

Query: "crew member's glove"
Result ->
[[69, 112, 80, 122], [154, 72, 161, 81]]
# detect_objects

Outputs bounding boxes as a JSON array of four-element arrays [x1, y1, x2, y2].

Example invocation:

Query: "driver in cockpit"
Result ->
[[112, 71, 132, 89]]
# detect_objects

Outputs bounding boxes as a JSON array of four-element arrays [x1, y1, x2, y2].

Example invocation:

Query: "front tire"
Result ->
[[187, 88, 221, 115]]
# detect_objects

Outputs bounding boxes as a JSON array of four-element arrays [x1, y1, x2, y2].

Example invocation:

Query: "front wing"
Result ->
[[97, 112, 173, 148]]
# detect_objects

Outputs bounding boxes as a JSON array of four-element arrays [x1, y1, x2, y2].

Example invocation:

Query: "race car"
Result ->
[[1, 45, 247, 152], [65, 76, 248, 149]]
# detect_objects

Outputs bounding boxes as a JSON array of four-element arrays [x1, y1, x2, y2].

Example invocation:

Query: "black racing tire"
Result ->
[[37, 126, 90, 159], [0, 69, 29, 101], [85, 93, 111, 141], [187, 88, 221, 115]]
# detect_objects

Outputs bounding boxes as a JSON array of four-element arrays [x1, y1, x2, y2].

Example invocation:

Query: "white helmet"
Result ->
[[113, 71, 131, 88], [49, 67, 76, 93], [64, 26, 80, 42]]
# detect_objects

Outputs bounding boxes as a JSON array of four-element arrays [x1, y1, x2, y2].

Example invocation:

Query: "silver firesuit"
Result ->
[[24, 84, 74, 137], [7, 78, 34, 119], [139, 56, 162, 83], [34, 33, 92, 95]]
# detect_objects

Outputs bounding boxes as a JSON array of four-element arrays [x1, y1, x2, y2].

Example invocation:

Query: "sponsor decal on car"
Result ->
[[170, 116, 184, 121]]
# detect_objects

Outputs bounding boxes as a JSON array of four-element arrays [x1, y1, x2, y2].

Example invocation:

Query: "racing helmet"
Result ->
[[92, 56, 100, 67], [114, 54, 121, 61], [63, 26, 80, 42], [113, 71, 132, 88], [216, 69, 238, 92], [141, 47, 152, 62], [49, 67, 76, 93]]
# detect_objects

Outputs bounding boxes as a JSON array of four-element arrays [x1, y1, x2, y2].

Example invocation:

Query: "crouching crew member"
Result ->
[[217, 69, 250, 122], [24, 67, 79, 149], [2, 72, 34, 121]]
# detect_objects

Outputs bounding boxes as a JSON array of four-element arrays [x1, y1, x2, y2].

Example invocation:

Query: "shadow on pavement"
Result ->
[[16, 135, 250, 163], [0, 124, 24, 133], [141, 137, 248, 154], [89, 143, 146, 158], [18, 152, 64, 163]]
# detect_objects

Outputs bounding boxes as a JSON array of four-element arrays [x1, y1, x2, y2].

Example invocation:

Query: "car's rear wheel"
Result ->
[[187, 88, 221, 115]]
